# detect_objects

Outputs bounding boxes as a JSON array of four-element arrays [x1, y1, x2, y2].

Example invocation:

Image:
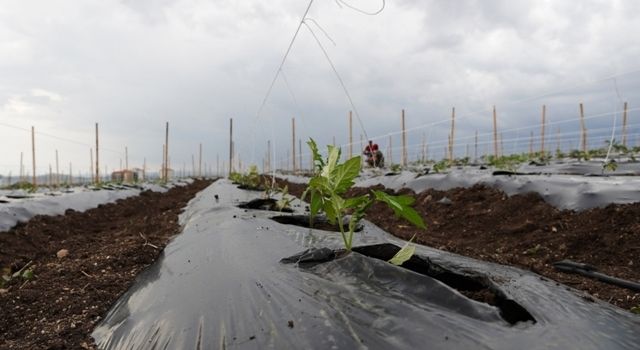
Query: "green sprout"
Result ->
[[302, 139, 426, 253]]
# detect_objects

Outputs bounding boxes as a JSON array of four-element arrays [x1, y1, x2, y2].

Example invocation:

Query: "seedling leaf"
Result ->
[[373, 191, 426, 229], [389, 235, 417, 266]]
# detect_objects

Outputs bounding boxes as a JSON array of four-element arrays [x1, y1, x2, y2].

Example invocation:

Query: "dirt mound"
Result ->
[[276, 178, 640, 312], [0, 179, 213, 349]]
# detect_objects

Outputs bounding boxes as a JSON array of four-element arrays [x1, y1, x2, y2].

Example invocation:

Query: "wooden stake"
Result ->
[[229, 118, 233, 176], [492, 106, 498, 157], [579, 103, 587, 152], [622, 101, 628, 147], [556, 128, 561, 153], [125, 146, 129, 170], [449, 107, 455, 161], [95, 123, 100, 185], [192, 154, 196, 177], [143, 158, 146, 181], [31, 126, 36, 188], [540, 105, 546, 154], [49, 164, 52, 188], [68, 162, 72, 186], [291, 118, 296, 173], [348, 111, 353, 158], [162, 144, 165, 180], [164, 122, 169, 181], [55, 149, 59, 188], [199, 143, 202, 177], [216, 154, 219, 177], [474, 130, 478, 162], [401, 109, 407, 166]]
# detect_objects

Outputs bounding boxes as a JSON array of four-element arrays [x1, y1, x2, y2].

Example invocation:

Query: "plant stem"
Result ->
[[337, 216, 350, 251]]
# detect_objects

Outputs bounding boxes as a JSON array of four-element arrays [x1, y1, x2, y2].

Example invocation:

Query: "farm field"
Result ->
[[0, 179, 212, 349], [277, 173, 640, 311]]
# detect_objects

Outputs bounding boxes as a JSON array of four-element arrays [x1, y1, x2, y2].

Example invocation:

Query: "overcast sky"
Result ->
[[1, 0, 639, 177]]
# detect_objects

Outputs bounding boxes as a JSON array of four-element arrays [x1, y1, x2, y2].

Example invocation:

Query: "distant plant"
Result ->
[[303, 139, 426, 255], [631, 306, 640, 314], [432, 159, 450, 173], [389, 164, 402, 172], [8, 181, 36, 193], [486, 154, 524, 172], [602, 159, 618, 172], [230, 165, 262, 189], [569, 149, 590, 161], [555, 149, 566, 159], [275, 185, 294, 212]]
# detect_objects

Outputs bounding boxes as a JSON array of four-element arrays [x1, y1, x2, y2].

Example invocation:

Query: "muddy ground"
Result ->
[[276, 178, 640, 312], [0, 179, 212, 350]]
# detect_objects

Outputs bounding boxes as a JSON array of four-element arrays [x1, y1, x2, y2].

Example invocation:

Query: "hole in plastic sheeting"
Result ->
[[270, 214, 363, 232], [352, 243, 536, 326], [237, 198, 294, 213]]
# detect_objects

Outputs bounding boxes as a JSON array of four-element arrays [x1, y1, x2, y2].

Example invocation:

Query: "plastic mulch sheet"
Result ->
[[92, 180, 640, 349]]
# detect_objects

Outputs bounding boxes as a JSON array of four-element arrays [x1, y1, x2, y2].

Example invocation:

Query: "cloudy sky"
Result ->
[[1, 0, 639, 177]]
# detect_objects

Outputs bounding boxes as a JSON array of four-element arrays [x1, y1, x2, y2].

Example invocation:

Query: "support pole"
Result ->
[[31, 126, 36, 188], [474, 130, 478, 162], [540, 105, 546, 154], [449, 107, 455, 161], [579, 103, 587, 153], [143, 158, 146, 181], [95, 123, 100, 185], [55, 149, 59, 188], [199, 143, 202, 177], [622, 101, 628, 147], [492, 106, 499, 157], [164, 122, 169, 181], [125, 146, 129, 170]]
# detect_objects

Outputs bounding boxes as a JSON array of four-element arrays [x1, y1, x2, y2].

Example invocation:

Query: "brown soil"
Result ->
[[0, 179, 213, 350], [276, 178, 640, 312]]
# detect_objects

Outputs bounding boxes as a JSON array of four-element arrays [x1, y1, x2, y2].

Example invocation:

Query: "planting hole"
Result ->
[[237, 198, 294, 213], [352, 243, 536, 325], [271, 214, 363, 232]]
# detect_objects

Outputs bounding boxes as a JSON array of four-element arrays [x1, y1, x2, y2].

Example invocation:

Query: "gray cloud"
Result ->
[[0, 0, 638, 176]]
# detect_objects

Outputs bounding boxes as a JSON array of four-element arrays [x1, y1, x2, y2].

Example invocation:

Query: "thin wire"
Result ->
[[254, 0, 315, 123], [302, 20, 369, 142], [336, 0, 385, 15], [603, 78, 625, 164], [303, 18, 336, 46]]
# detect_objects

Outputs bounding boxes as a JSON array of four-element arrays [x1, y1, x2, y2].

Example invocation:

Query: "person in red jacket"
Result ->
[[363, 141, 385, 168]]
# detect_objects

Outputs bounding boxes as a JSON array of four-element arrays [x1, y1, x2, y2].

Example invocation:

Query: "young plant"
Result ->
[[302, 139, 426, 252], [276, 185, 294, 212]]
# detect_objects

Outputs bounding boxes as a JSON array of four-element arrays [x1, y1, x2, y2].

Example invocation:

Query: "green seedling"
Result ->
[[631, 306, 640, 314], [303, 139, 426, 253], [276, 185, 294, 212], [230, 165, 262, 189], [602, 160, 618, 172]]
